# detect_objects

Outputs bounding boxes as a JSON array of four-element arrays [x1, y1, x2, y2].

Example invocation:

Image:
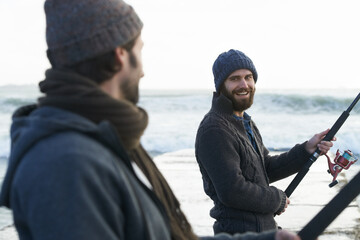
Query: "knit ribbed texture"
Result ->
[[45, 0, 143, 67], [212, 49, 258, 92]]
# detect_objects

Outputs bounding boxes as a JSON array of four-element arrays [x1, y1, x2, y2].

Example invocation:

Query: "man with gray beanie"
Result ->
[[0, 1, 303, 239], [195, 49, 334, 235]]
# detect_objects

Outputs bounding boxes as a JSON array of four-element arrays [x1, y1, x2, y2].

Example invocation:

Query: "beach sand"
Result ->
[[1, 149, 359, 239]]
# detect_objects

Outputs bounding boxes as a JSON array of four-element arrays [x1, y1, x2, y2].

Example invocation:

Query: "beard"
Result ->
[[121, 51, 141, 104], [221, 87, 255, 112], [121, 77, 139, 104]]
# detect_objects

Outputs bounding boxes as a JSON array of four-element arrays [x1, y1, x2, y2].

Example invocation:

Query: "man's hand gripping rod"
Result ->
[[284, 92, 360, 197]]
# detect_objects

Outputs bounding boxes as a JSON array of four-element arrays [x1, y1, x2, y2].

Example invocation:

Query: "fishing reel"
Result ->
[[326, 149, 358, 188]]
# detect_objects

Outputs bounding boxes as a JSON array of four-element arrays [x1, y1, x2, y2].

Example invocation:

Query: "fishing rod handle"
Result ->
[[284, 160, 313, 197], [322, 92, 359, 142], [322, 111, 349, 142], [346, 92, 360, 112], [311, 93, 359, 144]]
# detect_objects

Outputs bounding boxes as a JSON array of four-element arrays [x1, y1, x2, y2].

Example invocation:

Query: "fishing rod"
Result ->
[[284, 92, 360, 197], [298, 169, 360, 240]]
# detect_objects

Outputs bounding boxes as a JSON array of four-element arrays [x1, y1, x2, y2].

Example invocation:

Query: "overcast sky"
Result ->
[[1, 0, 360, 90]]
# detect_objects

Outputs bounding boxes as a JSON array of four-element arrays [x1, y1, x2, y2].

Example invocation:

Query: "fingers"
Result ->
[[318, 129, 330, 139], [318, 135, 336, 154], [314, 129, 337, 155], [318, 129, 337, 142], [275, 230, 300, 240], [317, 140, 334, 153]]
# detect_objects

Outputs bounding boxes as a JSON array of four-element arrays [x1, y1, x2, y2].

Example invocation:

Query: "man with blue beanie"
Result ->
[[195, 49, 335, 234], [0, 1, 303, 240]]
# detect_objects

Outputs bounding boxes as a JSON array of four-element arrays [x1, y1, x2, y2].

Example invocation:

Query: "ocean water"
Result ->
[[140, 88, 360, 156], [0, 85, 359, 230]]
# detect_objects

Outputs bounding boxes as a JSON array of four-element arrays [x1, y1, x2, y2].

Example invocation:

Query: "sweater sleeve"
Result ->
[[264, 141, 312, 183], [196, 126, 285, 214], [11, 148, 125, 240]]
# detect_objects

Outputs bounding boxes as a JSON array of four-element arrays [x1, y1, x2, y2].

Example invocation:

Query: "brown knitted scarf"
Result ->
[[38, 69, 198, 240]]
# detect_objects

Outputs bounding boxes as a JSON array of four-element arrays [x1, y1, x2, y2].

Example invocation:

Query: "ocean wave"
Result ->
[[140, 89, 360, 115], [0, 87, 359, 157], [253, 94, 360, 114]]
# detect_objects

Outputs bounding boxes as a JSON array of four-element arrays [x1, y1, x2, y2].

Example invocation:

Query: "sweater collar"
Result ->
[[211, 92, 234, 115]]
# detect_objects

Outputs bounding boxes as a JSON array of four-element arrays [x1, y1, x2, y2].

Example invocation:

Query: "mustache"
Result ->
[[232, 88, 254, 94]]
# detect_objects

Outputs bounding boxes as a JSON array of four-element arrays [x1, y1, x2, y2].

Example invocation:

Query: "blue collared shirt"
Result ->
[[233, 112, 259, 154]]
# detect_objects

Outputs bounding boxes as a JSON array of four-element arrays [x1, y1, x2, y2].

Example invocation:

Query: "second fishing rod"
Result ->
[[284, 92, 360, 197]]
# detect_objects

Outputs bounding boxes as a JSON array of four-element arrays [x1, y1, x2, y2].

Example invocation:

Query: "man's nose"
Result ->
[[237, 78, 248, 88]]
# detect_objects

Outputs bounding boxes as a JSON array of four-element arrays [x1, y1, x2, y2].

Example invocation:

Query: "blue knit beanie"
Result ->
[[45, 0, 143, 67], [212, 49, 258, 92]]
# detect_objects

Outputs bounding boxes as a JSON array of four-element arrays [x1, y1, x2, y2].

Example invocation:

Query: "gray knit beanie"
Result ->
[[212, 49, 258, 92], [45, 0, 143, 67]]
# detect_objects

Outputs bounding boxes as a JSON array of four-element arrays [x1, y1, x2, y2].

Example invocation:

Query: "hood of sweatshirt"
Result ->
[[0, 104, 127, 208]]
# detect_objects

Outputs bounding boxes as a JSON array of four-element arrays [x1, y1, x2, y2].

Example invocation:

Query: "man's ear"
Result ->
[[114, 46, 127, 65]]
